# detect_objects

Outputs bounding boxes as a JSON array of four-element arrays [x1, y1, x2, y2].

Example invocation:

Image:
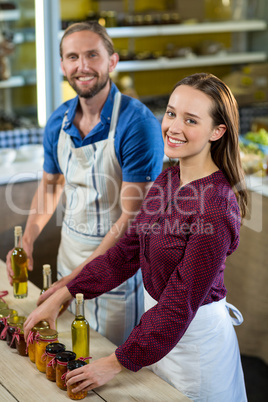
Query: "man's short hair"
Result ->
[[60, 21, 115, 58]]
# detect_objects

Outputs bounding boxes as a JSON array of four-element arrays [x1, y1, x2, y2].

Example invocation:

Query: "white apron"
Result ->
[[145, 290, 247, 401], [57, 92, 144, 346]]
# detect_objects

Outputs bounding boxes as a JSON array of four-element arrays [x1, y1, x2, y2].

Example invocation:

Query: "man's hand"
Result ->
[[66, 353, 123, 393]]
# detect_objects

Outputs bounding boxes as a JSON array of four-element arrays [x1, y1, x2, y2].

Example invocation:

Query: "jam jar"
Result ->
[[15, 324, 28, 356], [67, 360, 88, 400], [45, 342, 66, 381], [0, 309, 18, 341], [56, 351, 76, 390], [6, 315, 26, 348], [27, 320, 50, 362], [35, 328, 58, 372]]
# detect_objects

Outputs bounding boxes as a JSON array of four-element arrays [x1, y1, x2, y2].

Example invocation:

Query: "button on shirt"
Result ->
[[43, 83, 164, 183], [67, 167, 241, 371]]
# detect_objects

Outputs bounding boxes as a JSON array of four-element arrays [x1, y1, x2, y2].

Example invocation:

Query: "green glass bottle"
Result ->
[[40, 264, 52, 295], [11, 226, 28, 299], [71, 293, 89, 362]]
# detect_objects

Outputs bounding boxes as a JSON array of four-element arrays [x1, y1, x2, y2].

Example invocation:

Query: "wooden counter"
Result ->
[[0, 260, 189, 402]]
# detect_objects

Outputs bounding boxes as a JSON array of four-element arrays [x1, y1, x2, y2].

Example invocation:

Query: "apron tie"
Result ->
[[225, 301, 244, 326]]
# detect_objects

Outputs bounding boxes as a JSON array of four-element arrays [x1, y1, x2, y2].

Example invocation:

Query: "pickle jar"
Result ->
[[45, 342, 66, 382], [15, 324, 28, 356], [35, 328, 58, 373], [0, 309, 18, 341], [67, 360, 88, 400], [6, 315, 26, 348], [27, 320, 50, 362], [56, 351, 76, 390]]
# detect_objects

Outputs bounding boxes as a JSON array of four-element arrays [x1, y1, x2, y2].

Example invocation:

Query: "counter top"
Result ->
[[0, 160, 43, 185], [0, 260, 189, 402]]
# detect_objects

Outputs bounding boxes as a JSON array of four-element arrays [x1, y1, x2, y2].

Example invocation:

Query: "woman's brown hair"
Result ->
[[172, 73, 248, 219]]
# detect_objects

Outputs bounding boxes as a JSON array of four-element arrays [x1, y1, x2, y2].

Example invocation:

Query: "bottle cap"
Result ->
[[67, 359, 87, 371], [76, 293, 84, 303], [0, 309, 18, 318], [7, 315, 27, 326], [56, 351, 76, 362], [14, 226, 22, 235], [32, 320, 50, 332], [38, 328, 58, 339], [46, 342, 66, 354], [43, 264, 51, 275]]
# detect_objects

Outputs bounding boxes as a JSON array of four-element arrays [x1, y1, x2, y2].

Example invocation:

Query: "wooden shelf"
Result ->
[[115, 52, 267, 72], [106, 20, 267, 38], [0, 9, 20, 22]]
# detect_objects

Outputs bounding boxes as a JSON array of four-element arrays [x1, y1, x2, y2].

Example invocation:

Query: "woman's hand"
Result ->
[[66, 353, 123, 393], [37, 275, 70, 306], [23, 286, 73, 339]]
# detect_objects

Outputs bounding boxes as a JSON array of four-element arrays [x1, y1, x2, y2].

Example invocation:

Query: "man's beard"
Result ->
[[68, 72, 110, 99]]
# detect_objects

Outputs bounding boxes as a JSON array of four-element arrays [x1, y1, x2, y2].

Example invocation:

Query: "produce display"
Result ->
[[244, 128, 268, 146]]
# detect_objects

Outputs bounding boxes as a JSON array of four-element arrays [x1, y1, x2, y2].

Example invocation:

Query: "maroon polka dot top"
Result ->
[[67, 166, 241, 372]]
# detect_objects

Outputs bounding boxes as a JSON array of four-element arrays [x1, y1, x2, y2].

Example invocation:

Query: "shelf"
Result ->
[[13, 29, 35, 44], [0, 9, 20, 22], [115, 52, 267, 72], [59, 20, 267, 40], [106, 20, 267, 38], [0, 76, 25, 89]]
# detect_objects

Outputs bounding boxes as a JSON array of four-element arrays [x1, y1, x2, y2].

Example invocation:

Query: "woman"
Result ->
[[24, 73, 248, 401]]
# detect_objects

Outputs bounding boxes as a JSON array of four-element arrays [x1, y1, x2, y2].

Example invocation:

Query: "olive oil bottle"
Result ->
[[11, 226, 28, 299], [40, 264, 52, 294], [71, 293, 89, 361]]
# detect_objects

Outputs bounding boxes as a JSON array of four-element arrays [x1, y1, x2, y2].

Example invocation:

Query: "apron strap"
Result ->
[[225, 301, 244, 326], [108, 92, 122, 140]]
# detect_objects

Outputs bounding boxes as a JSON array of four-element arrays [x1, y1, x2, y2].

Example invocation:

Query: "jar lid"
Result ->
[[7, 315, 26, 326], [32, 320, 50, 332], [56, 351, 76, 362], [0, 300, 8, 309], [67, 359, 87, 371], [0, 309, 18, 318], [38, 328, 58, 339], [46, 342, 66, 354], [16, 323, 24, 334]]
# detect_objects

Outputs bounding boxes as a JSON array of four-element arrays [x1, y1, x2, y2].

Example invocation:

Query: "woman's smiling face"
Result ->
[[162, 85, 219, 163]]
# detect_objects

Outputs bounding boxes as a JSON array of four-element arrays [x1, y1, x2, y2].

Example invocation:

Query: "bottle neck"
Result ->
[[43, 273, 52, 290], [75, 301, 85, 318], [14, 233, 23, 248]]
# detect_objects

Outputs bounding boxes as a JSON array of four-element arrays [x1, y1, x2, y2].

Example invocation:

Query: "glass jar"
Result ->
[[67, 360, 88, 400], [27, 320, 49, 362], [45, 342, 66, 382], [205, 0, 232, 21], [15, 324, 28, 356], [56, 351, 76, 390], [0, 309, 18, 341], [35, 328, 58, 372], [6, 315, 26, 348]]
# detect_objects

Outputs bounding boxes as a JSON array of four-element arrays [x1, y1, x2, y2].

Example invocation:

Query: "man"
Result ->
[[6, 21, 164, 345]]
